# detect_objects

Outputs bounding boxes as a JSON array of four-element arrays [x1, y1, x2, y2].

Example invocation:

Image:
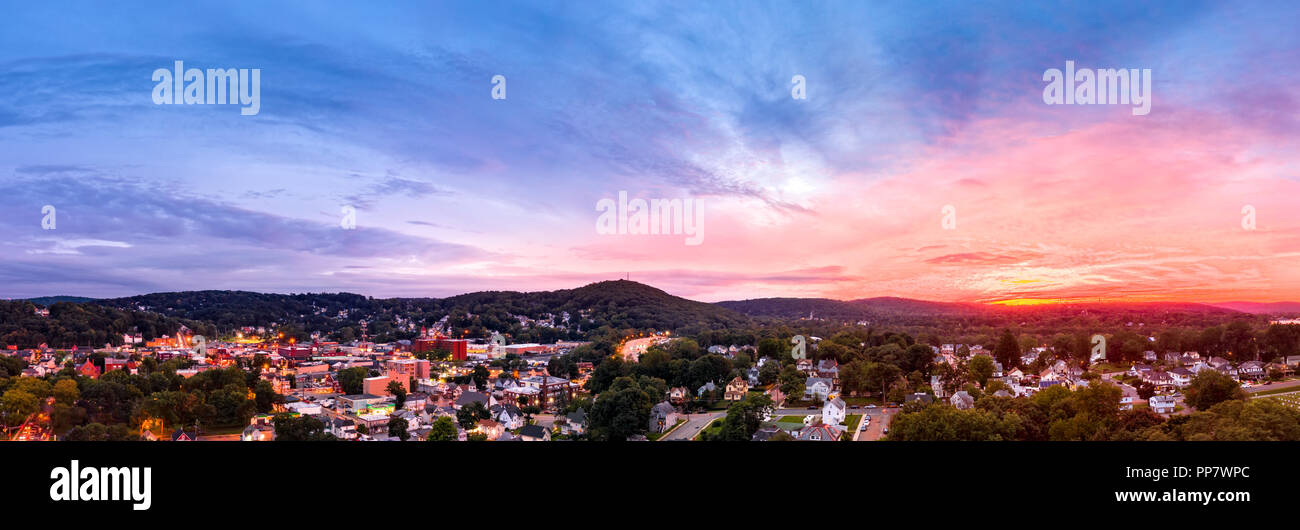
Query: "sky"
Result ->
[[2, 0, 1299, 303]]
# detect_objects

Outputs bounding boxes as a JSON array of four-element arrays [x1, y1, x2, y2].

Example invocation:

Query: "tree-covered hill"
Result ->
[[0, 299, 210, 349], [92, 280, 752, 342]]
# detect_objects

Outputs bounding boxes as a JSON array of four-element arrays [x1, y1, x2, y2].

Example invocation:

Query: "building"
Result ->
[[796, 423, 843, 441], [822, 396, 846, 426], [1149, 395, 1177, 415], [336, 394, 389, 414], [649, 401, 679, 433], [511, 375, 573, 411], [724, 376, 749, 401], [415, 336, 468, 361], [803, 377, 834, 401], [950, 390, 974, 410], [519, 424, 550, 442]]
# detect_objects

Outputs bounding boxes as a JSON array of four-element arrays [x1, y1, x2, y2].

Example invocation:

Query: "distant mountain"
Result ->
[[716, 296, 1243, 327], [1209, 301, 1300, 315], [22, 296, 96, 306]]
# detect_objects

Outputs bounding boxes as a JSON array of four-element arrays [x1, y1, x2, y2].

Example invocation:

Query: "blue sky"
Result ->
[[3, 1, 1299, 302]]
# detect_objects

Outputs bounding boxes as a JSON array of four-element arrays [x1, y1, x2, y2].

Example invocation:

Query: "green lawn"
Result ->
[[692, 418, 724, 441], [842, 396, 883, 406], [844, 414, 862, 432], [777, 415, 810, 424]]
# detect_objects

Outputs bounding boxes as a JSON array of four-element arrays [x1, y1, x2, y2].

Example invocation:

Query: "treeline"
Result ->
[[0, 300, 212, 349], [94, 280, 751, 344], [887, 371, 1300, 441]]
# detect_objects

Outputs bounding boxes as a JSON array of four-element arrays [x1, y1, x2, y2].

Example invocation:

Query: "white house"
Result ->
[[822, 396, 846, 427], [1149, 395, 1177, 415]]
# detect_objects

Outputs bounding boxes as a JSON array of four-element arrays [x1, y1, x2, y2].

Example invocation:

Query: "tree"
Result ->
[[1184, 370, 1246, 411], [457, 400, 490, 429], [253, 379, 282, 413], [387, 416, 410, 441], [588, 376, 653, 441], [52, 378, 80, 406], [0, 389, 39, 435], [994, 329, 1020, 369], [471, 365, 490, 390], [968, 355, 995, 388], [387, 380, 408, 408], [272, 414, 335, 441], [717, 394, 774, 441], [778, 366, 805, 399], [427, 416, 458, 441], [758, 361, 781, 386], [337, 367, 368, 395]]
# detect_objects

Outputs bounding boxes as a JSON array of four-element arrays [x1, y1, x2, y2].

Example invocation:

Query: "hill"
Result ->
[[22, 296, 96, 306], [93, 280, 750, 342], [1210, 301, 1300, 315], [716, 296, 1243, 328], [0, 299, 209, 349]]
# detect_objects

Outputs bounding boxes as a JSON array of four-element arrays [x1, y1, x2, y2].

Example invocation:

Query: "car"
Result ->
[[807, 405, 817, 410], [866, 404, 877, 408]]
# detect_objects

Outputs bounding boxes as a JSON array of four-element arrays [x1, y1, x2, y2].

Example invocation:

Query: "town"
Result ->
[[3, 284, 1300, 442]]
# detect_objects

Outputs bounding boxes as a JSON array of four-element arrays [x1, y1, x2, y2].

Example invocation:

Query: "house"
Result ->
[[491, 405, 524, 430], [765, 386, 785, 407], [796, 423, 843, 441], [648, 401, 679, 433], [329, 417, 358, 440], [241, 424, 275, 441], [475, 419, 504, 440], [803, 377, 834, 401], [1141, 370, 1173, 390], [697, 381, 718, 397], [563, 408, 588, 435], [822, 396, 846, 427], [752, 425, 784, 441], [1169, 368, 1193, 388], [950, 390, 974, 410], [930, 375, 947, 399], [905, 392, 933, 405], [454, 391, 490, 410], [796, 358, 814, 374], [816, 359, 839, 380], [668, 386, 690, 405], [171, 429, 199, 442], [519, 424, 551, 442], [1119, 385, 1138, 410], [745, 366, 761, 386], [724, 376, 749, 401], [1238, 361, 1266, 381], [76, 360, 101, 379], [1149, 395, 1177, 414], [1143, 351, 1158, 362], [1128, 364, 1153, 378]]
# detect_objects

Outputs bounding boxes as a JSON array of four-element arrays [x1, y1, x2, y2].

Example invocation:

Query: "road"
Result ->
[[660, 412, 724, 440], [1245, 379, 1300, 394], [854, 407, 897, 441]]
